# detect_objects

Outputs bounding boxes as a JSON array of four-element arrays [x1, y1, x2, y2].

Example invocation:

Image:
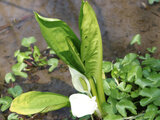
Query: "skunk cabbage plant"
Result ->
[[10, 1, 106, 119]]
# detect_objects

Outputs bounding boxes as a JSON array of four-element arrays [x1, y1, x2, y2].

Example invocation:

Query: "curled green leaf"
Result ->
[[116, 99, 137, 117], [10, 91, 69, 115]]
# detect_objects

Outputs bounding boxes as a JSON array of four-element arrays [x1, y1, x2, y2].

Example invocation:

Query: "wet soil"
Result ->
[[0, 0, 160, 119]]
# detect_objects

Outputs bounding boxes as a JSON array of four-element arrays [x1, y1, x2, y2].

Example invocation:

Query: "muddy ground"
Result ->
[[0, 0, 160, 119]]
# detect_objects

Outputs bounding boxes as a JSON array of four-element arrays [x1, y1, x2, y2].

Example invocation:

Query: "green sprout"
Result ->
[[33, 46, 47, 66], [8, 85, 23, 98], [5, 73, 15, 83], [148, 0, 160, 4], [12, 63, 28, 78], [33, 46, 41, 62], [130, 34, 141, 45], [7, 113, 19, 120], [21, 36, 37, 47], [0, 96, 12, 112], [15, 51, 32, 63], [147, 47, 157, 54], [47, 46, 56, 54], [102, 61, 113, 73], [47, 58, 58, 72]]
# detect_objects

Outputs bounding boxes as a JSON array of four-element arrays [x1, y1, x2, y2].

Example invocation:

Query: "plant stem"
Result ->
[[91, 115, 94, 120], [88, 78, 102, 118], [95, 74, 106, 116]]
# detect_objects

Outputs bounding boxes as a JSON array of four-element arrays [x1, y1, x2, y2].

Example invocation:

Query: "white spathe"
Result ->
[[69, 67, 91, 94], [69, 93, 97, 118]]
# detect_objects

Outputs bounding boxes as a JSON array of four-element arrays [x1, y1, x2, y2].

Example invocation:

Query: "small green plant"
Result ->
[[47, 58, 59, 72], [147, 47, 157, 54], [148, 0, 160, 4], [5, 73, 15, 83], [8, 85, 23, 98], [7, 113, 23, 120], [0, 96, 12, 112], [130, 34, 141, 45], [10, 0, 105, 119]]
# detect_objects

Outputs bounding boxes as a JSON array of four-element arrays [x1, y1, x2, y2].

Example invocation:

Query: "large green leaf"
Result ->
[[110, 89, 129, 100], [116, 99, 137, 117], [144, 104, 158, 120], [103, 79, 111, 96], [121, 53, 138, 66], [80, 1, 105, 104], [117, 82, 132, 92], [142, 58, 160, 71], [10, 91, 69, 115], [135, 78, 152, 88], [146, 73, 160, 87], [35, 12, 85, 73], [102, 61, 113, 73], [139, 88, 160, 106], [127, 65, 142, 82], [104, 114, 123, 120], [107, 97, 117, 114]]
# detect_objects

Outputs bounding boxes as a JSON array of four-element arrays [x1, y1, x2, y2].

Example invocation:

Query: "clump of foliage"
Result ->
[[103, 45, 160, 119]]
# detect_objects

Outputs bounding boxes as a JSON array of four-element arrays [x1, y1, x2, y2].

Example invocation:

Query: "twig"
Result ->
[[0, 14, 33, 33], [24, 60, 33, 66], [114, 78, 119, 85], [151, 11, 160, 18], [91, 115, 94, 120], [123, 113, 144, 120]]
